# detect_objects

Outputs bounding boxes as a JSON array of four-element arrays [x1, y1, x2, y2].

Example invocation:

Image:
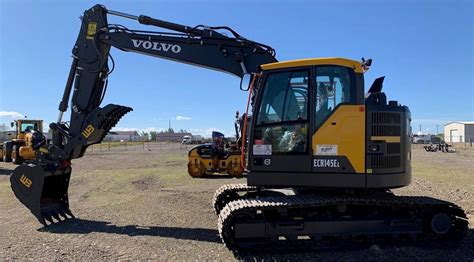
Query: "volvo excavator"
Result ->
[[10, 5, 468, 251]]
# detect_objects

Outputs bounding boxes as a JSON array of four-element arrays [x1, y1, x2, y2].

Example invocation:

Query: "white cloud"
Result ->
[[176, 115, 192, 121], [0, 111, 24, 118]]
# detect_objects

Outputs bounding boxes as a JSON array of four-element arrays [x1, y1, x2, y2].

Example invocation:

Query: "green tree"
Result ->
[[150, 131, 157, 141]]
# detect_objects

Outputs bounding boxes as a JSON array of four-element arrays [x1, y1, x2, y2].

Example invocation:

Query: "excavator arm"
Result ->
[[10, 4, 276, 226]]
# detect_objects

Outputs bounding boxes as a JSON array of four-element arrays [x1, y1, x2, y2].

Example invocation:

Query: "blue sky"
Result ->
[[1, 0, 472, 136]]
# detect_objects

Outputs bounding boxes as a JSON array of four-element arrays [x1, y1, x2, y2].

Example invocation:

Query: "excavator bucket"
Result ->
[[10, 163, 74, 226]]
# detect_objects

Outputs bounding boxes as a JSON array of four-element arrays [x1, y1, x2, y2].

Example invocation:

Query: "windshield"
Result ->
[[256, 71, 308, 125], [20, 123, 37, 133], [254, 70, 309, 154]]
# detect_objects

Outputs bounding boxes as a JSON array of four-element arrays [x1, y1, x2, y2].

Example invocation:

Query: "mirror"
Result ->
[[11, 122, 14, 128], [240, 73, 252, 91]]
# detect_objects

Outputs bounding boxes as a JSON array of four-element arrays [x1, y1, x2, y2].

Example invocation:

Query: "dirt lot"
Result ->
[[1, 143, 473, 261]]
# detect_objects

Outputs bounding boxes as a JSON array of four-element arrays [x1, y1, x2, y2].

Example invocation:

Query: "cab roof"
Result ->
[[260, 57, 364, 73], [16, 119, 42, 122]]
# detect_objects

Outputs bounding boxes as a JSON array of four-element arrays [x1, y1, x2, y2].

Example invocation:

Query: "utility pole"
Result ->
[[419, 125, 421, 132], [436, 125, 439, 135]]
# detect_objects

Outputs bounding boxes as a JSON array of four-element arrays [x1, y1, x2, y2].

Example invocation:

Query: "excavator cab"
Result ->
[[247, 58, 411, 188]]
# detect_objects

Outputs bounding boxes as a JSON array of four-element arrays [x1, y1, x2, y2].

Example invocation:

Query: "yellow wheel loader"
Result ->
[[1, 119, 45, 164]]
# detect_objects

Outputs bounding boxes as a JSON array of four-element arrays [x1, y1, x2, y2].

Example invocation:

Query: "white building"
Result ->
[[444, 121, 474, 143], [156, 132, 191, 142], [105, 131, 148, 142]]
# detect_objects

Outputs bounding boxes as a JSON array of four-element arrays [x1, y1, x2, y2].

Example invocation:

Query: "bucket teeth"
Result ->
[[57, 209, 68, 220], [51, 212, 62, 222], [44, 214, 55, 225], [40, 218, 47, 227], [41, 208, 75, 226], [65, 208, 75, 219]]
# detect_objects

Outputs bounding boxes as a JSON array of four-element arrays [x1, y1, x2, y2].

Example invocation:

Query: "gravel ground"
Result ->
[[0, 143, 473, 261]]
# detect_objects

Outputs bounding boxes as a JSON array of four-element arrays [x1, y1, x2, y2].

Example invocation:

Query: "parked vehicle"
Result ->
[[181, 135, 202, 144], [412, 134, 431, 144]]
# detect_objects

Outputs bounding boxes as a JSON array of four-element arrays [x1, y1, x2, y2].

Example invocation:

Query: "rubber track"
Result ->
[[212, 184, 256, 216], [218, 194, 468, 252]]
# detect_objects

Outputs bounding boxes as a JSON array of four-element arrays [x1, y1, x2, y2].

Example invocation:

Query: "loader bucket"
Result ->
[[10, 163, 74, 226]]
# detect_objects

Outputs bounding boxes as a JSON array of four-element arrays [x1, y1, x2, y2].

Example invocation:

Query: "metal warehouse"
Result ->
[[444, 121, 474, 143]]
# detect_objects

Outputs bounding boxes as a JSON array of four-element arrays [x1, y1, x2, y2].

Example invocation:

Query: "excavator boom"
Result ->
[[10, 4, 276, 226]]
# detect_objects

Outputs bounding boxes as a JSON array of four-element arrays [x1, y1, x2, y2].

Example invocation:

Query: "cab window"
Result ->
[[254, 70, 309, 154], [20, 123, 36, 133], [315, 66, 354, 128]]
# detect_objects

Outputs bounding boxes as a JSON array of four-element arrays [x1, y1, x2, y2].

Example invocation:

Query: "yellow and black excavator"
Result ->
[[10, 5, 467, 252]]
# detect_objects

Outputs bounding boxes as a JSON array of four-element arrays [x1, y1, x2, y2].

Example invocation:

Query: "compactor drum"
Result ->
[[188, 132, 244, 178]]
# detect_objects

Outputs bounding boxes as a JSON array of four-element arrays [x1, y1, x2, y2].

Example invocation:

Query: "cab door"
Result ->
[[250, 68, 313, 173], [311, 66, 365, 174]]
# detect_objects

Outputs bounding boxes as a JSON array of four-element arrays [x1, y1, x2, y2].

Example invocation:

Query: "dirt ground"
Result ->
[[1, 143, 473, 261]]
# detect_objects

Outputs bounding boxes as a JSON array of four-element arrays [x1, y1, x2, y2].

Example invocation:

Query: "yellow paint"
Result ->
[[312, 105, 366, 173], [261, 57, 364, 73], [86, 22, 97, 39], [19, 175, 32, 188], [39, 148, 49, 154], [82, 125, 95, 138], [371, 136, 401, 143], [187, 147, 243, 177], [19, 146, 35, 159]]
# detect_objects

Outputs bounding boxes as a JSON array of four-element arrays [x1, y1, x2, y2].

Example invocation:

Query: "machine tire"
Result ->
[[3, 142, 12, 162], [12, 145, 23, 164]]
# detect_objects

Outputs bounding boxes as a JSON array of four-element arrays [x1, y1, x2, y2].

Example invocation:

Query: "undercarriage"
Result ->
[[213, 184, 468, 252]]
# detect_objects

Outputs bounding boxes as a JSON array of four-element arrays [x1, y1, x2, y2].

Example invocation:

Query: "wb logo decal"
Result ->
[[20, 175, 32, 188], [82, 124, 95, 138]]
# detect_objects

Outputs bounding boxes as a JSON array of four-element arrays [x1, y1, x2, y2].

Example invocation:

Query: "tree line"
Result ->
[[139, 128, 189, 141]]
